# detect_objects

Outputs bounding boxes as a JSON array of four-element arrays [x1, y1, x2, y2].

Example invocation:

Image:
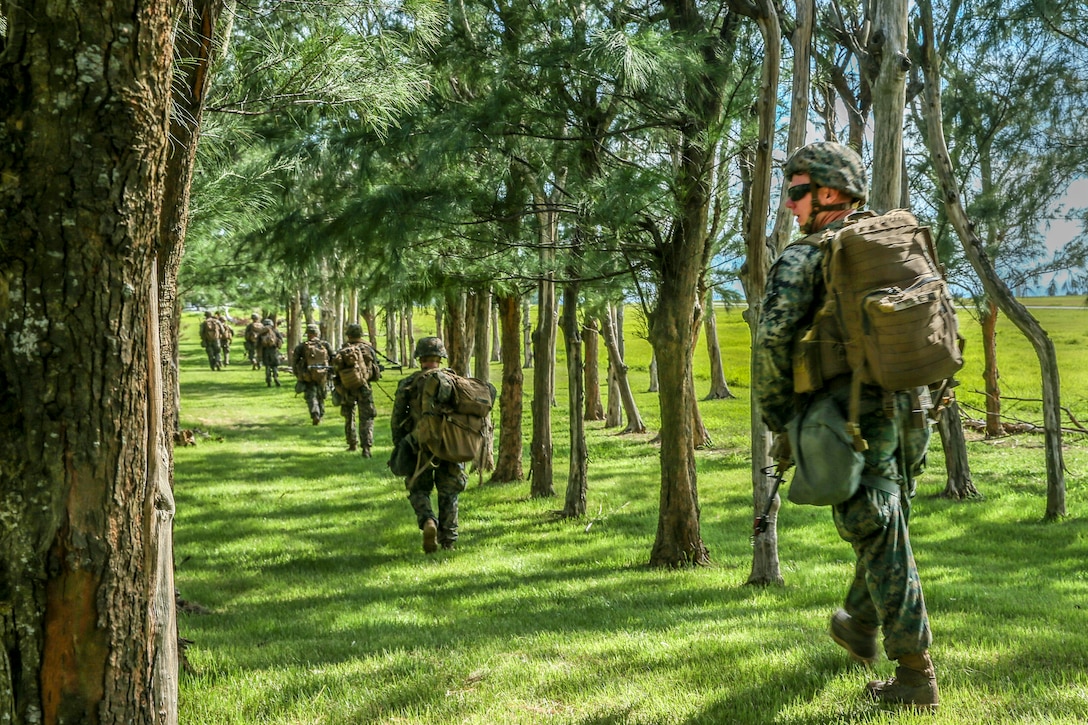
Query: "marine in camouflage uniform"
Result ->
[[259, 319, 284, 387], [390, 336, 466, 553], [292, 323, 334, 425], [198, 311, 223, 370], [754, 141, 939, 709], [216, 312, 234, 365], [243, 313, 262, 369], [333, 323, 380, 457]]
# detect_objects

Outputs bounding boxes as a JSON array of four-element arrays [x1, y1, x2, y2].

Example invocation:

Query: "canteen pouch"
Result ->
[[786, 394, 865, 506]]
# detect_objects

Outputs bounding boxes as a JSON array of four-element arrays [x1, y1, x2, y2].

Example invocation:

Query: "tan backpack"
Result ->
[[334, 344, 378, 391], [794, 209, 964, 447], [298, 339, 330, 383], [412, 369, 495, 465]]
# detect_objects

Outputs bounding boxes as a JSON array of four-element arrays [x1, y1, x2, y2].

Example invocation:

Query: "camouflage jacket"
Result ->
[[754, 237, 826, 433]]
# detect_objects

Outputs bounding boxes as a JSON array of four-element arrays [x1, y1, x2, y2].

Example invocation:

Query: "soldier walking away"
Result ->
[[243, 313, 264, 369], [258, 318, 284, 387], [198, 311, 224, 371], [754, 141, 939, 709], [332, 323, 381, 456], [292, 323, 334, 425], [216, 311, 234, 366], [390, 336, 466, 553]]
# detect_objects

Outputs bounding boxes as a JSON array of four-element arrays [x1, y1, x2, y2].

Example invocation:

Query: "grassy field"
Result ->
[[175, 300, 1088, 724]]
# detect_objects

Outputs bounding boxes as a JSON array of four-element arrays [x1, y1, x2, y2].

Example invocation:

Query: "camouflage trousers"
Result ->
[[831, 388, 933, 661], [340, 386, 376, 451], [407, 462, 467, 547], [203, 340, 222, 370], [262, 350, 280, 386], [303, 381, 327, 421]]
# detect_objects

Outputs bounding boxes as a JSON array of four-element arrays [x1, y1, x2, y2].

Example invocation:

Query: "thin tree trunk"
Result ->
[[490, 294, 524, 483], [982, 299, 1002, 438], [918, 3, 1065, 519], [703, 290, 735, 400], [445, 290, 471, 377], [731, 0, 785, 585], [531, 277, 556, 498], [583, 318, 606, 421], [937, 397, 981, 499], [648, 352, 659, 393], [561, 285, 589, 517], [523, 297, 534, 368], [474, 289, 491, 382], [601, 306, 646, 433], [385, 306, 399, 363], [363, 304, 378, 347]]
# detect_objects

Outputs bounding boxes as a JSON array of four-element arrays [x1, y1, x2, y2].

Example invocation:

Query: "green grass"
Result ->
[[176, 308, 1088, 724]]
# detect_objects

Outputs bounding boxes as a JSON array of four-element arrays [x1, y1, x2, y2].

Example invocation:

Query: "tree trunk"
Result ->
[[445, 290, 471, 377], [648, 352, 659, 393], [474, 289, 491, 382], [490, 294, 524, 483], [531, 277, 556, 498], [731, 0, 784, 585], [981, 299, 1002, 438], [918, 3, 1065, 519], [363, 304, 378, 347], [0, 1, 178, 721], [868, 0, 910, 213], [937, 397, 980, 500], [561, 285, 589, 517], [155, 0, 229, 706], [703, 290, 735, 400], [600, 307, 646, 434], [583, 318, 606, 421], [522, 297, 534, 368], [491, 303, 501, 362], [385, 306, 399, 363], [646, 0, 725, 564]]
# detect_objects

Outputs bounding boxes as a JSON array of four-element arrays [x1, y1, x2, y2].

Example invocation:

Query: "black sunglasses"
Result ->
[[786, 183, 812, 202]]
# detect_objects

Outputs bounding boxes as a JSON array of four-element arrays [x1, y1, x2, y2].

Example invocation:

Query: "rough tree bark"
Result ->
[[937, 397, 980, 500], [561, 286, 589, 517], [490, 294, 524, 483], [583, 318, 606, 421], [981, 299, 1003, 438], [732, 0, 786, 586], [0, 1, 180, 721]]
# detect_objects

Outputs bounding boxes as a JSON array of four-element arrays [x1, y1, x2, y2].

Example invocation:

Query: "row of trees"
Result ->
[[1, 0, 1085, 721]]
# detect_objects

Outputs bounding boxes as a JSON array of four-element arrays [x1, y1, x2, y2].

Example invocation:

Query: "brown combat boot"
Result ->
[[829, 609, 879, 666], [867, 651, 939, 710], [422, 519, 438, 554]]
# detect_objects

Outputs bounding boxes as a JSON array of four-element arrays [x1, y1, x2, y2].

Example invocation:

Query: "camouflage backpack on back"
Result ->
[[335, 344, 378, 391], [411, 369, 495, 464], [298, 339, 330, 383]]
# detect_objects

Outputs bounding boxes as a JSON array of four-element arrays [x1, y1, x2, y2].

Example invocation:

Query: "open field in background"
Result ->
[[176, 299, 1088, 724]]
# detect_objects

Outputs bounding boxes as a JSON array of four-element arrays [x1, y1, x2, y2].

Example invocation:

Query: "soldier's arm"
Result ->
[[753, 243, 822, 433]]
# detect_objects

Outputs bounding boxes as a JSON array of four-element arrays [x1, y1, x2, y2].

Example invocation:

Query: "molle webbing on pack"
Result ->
[[794, 209, 964, 450]]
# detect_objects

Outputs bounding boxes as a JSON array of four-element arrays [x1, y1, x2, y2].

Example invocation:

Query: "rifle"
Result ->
[[751, 443, 793, 543], [374, 348, 404, 373]]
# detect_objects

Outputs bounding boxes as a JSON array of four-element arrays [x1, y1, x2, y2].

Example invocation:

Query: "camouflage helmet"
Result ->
[[204, 310, 213, 318], [413, 336, 447, 359], [262, 318, 274, 326], [251, 313, 260, 321], [783, 141, 868, 205], [305, 323, 320, 336], [346, 323, 364, 340]]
